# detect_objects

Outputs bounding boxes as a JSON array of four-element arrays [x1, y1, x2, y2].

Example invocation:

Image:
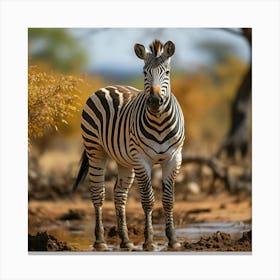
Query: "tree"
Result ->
[[28, 28, 87, 73], [180, 29, 252, 193], [216, 28, 252, 159]]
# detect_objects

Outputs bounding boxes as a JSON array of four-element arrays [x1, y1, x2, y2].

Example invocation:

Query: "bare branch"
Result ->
[[182, 155, 227, 178]]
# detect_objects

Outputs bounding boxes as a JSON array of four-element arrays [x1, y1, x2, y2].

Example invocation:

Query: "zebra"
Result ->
[[73, 40, 185, 251]]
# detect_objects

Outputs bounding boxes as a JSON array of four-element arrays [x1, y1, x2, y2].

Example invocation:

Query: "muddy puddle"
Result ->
[[32, 220, 251, 252]]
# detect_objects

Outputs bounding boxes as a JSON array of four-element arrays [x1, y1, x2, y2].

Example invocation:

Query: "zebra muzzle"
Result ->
[[147, 93, 163, 113]]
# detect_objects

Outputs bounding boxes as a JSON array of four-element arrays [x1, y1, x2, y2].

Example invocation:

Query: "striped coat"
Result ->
[[74, 40, 185, 251], [81, 85, 184, 166]]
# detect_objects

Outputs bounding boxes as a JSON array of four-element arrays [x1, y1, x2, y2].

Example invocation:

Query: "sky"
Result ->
[[70, 28, 251, 75]]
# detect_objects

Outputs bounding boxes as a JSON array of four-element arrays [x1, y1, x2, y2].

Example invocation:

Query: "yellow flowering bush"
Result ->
[[28, 65, 82, 141]]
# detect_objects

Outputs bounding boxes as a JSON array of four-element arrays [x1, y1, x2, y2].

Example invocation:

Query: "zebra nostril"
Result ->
[[148, 94, 163, 108]]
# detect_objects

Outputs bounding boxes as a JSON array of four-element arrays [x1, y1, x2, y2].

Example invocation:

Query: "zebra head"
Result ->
[[134, 40, 175, 115]]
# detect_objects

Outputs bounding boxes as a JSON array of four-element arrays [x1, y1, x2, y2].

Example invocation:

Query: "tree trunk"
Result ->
[[217, 28, 252, 159]]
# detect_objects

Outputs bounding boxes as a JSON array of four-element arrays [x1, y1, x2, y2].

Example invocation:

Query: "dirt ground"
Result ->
[[28, 192, 252, 252]]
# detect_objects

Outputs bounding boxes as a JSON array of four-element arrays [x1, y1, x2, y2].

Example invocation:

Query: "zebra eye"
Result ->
[[166, 70, 170, 75], [143, 70, 148, 75]]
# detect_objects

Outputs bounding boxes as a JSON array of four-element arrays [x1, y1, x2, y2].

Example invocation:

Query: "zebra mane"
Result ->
[[149, 40, 164, 57]]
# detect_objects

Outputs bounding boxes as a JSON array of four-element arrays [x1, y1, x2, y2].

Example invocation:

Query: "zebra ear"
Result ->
[[163, 41, 175, 58], [134, 43, 147, 60]]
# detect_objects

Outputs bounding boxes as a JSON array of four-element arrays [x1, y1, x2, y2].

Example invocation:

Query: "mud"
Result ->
[[28, 232, 75, 251], [28, 193, 252, 252], [182, 230, 252, 252]]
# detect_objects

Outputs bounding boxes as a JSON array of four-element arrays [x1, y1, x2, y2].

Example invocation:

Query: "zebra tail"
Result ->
[[72, 150, 89, 192]]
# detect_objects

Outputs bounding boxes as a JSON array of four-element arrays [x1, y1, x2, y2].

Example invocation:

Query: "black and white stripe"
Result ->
[[74, 40, 185, 251]]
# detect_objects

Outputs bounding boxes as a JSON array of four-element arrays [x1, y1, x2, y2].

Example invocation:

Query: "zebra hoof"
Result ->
[[94, 241, 109, 251], [143, 242, 156, 251], [168, 241, 181, 250], [120, 241, 137, 251]]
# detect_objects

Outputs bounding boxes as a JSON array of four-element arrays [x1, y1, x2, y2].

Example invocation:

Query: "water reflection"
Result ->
[[36, 220, 251, 252]]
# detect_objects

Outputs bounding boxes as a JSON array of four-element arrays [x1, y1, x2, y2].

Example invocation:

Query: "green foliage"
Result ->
[[28, 28, 87, 73]]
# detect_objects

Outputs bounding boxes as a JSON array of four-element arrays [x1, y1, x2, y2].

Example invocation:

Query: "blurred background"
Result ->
[[28, 28, 252, 201]]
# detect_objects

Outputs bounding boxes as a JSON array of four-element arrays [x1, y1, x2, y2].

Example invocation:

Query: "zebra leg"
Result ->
[[161, 151, 182, 249], [134, 164, 155, 251], [87, 150, 108, 251], [114, 165, 135, 250]]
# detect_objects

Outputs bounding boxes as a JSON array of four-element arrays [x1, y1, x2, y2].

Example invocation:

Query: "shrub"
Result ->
[[28, 65, 82, 141]]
